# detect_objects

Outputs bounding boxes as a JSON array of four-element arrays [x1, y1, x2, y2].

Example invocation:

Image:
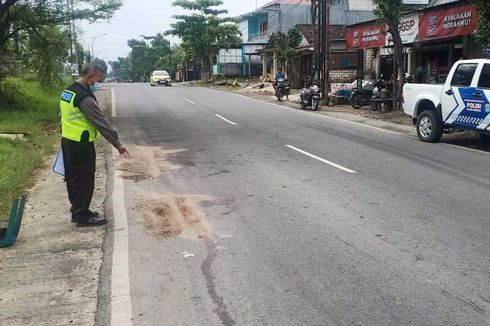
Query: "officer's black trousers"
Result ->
[[61, 133, 96, 222]]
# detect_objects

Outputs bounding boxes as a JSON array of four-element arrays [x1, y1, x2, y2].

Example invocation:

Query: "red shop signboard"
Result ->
[[347, 25, 386, 50], [419, 5, 478, 41]]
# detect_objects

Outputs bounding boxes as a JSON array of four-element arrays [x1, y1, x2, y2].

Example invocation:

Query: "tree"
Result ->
[[0, 0, 122, 53], [472, 0, 490, 47], [166, 0, 241, 78], [274, 28, 303, 87], [93, 57, 108, 73], [109, 57, 131, 80], [372, 0, 406, 107], [28, 23, 70, 85]]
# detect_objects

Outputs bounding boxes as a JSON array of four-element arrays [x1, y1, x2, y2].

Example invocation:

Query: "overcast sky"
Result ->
[[79, 0, 272, 62]]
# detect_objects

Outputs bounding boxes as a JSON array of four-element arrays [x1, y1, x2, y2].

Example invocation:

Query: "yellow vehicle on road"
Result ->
[[150, 70, 171, 86]]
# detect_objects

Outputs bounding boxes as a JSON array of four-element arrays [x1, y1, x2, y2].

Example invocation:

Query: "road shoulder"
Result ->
[[0, 91, 111, 326]]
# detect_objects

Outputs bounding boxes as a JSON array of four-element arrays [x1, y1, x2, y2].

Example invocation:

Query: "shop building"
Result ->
[[346, 0, 485, 83]]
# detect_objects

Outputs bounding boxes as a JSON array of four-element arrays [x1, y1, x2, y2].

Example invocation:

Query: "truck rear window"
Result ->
[[478, 64, 490, 89], [450, 63, 478, 87]]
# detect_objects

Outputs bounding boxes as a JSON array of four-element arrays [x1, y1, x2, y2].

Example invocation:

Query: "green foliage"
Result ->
[[471, 0, 490, 47], [110, 34, 176, 81], [0, 77, 26, 109], [372, 0, 405, 30], [166, 0, 241, 66], [93, 58, 108, 73], [275, 28, 303, 65], [0, 78, 62, 220], [28, 24, 70, 86], [372, 0, 406, 97], [0, 0, 122, 89], [0, 0, 122, 49]]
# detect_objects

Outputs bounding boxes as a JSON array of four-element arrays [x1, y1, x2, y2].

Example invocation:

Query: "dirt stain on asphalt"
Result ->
[[116, 146, 186, 182], [138, 195, 211, 240]]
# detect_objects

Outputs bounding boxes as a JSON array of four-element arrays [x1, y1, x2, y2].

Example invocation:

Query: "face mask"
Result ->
[[90, 82, 102, 92]]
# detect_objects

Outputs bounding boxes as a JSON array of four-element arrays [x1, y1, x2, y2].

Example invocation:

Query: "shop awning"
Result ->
[[346, 4, 478, 51], [419, 5, 478, 41]]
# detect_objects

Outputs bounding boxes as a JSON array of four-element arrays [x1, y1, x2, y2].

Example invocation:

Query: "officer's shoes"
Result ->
[[76, 215, 107, 227], [71, 210, 100, 223]]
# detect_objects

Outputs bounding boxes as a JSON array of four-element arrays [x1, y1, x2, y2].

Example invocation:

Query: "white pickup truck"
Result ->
[[402, 59, 490, 142]]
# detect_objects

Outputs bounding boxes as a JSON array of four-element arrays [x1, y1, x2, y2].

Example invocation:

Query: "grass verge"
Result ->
[[0, 77, 64, 222]]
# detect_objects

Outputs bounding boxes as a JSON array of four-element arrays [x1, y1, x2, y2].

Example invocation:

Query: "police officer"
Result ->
[[60, 64, 129, 227]]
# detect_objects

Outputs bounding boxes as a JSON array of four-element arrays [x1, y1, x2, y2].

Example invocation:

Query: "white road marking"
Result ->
[[167, 89, 175, 94], [286, 145, 357, 174], [110, 154, 133, 322], [186, 99, 196, 105], [111, 89, 116, 117], [231, 93, 404, 136], [215, 114, 237, 126]]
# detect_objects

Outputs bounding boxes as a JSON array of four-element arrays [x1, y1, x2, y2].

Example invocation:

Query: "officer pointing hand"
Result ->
[[60, 63, 128, 227]]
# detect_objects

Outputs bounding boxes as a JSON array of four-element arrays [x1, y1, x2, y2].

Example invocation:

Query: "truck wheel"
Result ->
[[417, 110, 443, 143]]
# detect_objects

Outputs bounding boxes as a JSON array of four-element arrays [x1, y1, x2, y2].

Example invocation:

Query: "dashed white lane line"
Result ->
[[286, 145, 357, 174], [167, 89, 176, 94], [186, 98, 196, 105], [215, 114, 237, 126], [111, 89, 116, 117]]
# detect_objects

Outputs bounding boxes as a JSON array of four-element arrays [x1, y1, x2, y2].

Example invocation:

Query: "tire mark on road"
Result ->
[[441, 289, 487, 315], [201, 239, 236, 326]]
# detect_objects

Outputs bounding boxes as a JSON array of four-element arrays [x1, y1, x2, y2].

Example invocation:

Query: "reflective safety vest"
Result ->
[[60, 83, 100, 142]]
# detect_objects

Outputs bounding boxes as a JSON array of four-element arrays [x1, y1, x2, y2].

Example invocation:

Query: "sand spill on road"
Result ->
[[116, 146, 186, 182], [138, 195, 211, 240]]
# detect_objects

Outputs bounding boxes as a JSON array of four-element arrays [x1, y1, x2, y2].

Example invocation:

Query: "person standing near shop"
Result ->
[[415, 62, 427, 83], [60, 64, 129, 227]]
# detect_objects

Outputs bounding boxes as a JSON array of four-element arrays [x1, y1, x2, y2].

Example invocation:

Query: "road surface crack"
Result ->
[[201, 239, 236, 326]]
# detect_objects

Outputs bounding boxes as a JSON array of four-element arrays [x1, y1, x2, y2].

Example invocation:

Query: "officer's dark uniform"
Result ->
[[60, 83, 100, 223]]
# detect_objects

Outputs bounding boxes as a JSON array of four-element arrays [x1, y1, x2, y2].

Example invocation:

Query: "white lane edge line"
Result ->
[[111, 89, 116, 118], [110, 154, 133, 323], [286, 145, 357, 174], [215, 114, 237, 126], [186, 98, 196, 105]]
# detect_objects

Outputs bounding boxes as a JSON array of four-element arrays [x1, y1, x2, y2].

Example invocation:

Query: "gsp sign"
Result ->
[[386, 13, 419, 45]]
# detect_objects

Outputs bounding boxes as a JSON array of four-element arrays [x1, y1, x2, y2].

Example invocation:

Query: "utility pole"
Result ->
[[324, 0, 330, 104], [311, 0, 320, 82], [67, 0, 73, 62]]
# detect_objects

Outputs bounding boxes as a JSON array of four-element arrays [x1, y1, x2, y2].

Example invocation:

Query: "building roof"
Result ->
[[237, 0, 311, 21], [427, 0, 461, 7], [346, 0, 466, 27], [262, 0, 311, 6], [296, 24, 346, 44]]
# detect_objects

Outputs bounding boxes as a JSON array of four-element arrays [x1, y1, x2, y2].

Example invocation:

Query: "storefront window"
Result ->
[[451, 63, 477, 87], [478, 64, 490, 89]]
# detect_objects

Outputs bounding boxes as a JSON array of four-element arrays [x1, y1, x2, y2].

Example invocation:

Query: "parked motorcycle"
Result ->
[[349, 79, 385, 109], [300, 82, 321, 111], [275, 78, 290, 102]]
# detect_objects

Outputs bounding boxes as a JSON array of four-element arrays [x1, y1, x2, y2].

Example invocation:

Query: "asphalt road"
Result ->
[[104, 83, 490, 326]]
